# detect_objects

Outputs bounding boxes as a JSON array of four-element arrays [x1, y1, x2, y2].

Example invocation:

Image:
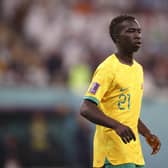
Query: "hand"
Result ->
[[114, 123, 136, 144], [145, 134, 161, 155]]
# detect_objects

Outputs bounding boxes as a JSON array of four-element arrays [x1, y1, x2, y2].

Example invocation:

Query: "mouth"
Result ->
[[134, 41, 141, 47], [135, 41, 141, 44]]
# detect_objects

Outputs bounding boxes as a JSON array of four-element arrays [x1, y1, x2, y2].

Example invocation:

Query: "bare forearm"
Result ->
[[80, 100, 120, 129], [80, 100, 136, 143], [138, 119, 161, 154], [138, 119, 151, 137]]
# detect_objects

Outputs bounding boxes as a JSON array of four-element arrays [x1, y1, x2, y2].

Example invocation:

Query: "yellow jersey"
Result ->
[[84, 54, 145, 167]]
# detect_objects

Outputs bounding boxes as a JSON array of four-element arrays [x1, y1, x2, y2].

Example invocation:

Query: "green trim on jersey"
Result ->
[[104, 158, 145, 168], [83, 96, 99, 105]]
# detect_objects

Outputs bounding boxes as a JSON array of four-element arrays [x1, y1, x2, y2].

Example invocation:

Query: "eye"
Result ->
[[126, 28, 135, 33], [126, 28, 141, 33]]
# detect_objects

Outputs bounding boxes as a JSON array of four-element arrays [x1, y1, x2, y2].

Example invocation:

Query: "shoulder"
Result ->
[[97, 54, 117, 72], [134, 60, 144, 77], [134, 60, 143, 70], [91, 54, 117, 81]]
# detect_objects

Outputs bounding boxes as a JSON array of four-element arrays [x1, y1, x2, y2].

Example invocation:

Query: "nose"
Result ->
[[134, 33, 141, 41], [134, 31, 141, 39]]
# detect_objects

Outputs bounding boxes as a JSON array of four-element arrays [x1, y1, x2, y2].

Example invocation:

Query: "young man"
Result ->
[[80, 15, 161, 168]]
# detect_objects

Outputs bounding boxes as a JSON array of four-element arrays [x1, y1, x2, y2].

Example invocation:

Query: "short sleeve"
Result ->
[[84, 64, 113, 105]]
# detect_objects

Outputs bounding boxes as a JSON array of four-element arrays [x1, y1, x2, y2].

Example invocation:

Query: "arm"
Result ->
[[138, 119, 161, 155], [80, 99, 136, 143], [138, 118, 151, 137]]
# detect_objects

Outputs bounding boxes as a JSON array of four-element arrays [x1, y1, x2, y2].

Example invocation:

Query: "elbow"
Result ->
[[80, 107, 87, 118], [80, 108, 84, 117], [80, 103, 89, 119]]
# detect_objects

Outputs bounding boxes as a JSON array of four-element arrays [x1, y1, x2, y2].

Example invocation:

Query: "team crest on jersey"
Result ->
[[89, 82, 100, 94]]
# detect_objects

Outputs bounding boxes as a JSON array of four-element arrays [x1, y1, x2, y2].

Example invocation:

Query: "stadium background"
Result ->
[[0, 0, 167, 167]]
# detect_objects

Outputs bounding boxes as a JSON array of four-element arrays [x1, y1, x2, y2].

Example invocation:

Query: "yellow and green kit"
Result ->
[[84, 54, 145, 167]]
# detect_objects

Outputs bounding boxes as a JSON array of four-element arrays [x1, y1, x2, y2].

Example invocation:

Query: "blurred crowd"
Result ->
[[0, 0, 168, 98], [0, 108, 92, 168], [0, 0, 168, 168]]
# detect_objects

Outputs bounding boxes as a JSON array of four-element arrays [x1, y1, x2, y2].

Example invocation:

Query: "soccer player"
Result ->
[[80, 15, 161, 168]]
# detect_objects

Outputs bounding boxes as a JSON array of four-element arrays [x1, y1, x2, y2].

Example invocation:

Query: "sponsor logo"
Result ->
[[89, 82, 100, 94]]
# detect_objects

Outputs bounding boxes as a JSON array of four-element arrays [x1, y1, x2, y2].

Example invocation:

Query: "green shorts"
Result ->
[[104, 159, 145, 168]]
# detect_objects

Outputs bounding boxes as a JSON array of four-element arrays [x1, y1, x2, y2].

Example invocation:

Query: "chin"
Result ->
[[132, 46, 140, 52]]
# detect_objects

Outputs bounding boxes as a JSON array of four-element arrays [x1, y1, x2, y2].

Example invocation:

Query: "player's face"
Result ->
[[117, 20, 142, 52]]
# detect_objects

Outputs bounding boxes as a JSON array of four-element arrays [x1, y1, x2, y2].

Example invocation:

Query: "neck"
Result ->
[[115, 51, 134, 66]]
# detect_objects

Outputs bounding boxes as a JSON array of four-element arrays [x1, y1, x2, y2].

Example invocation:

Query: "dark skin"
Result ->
[[80, 19, 161, 154], [115, 20, 142, 65]]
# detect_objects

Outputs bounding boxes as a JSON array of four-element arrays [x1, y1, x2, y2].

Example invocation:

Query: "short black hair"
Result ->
[[109, 15, 136, 43]]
